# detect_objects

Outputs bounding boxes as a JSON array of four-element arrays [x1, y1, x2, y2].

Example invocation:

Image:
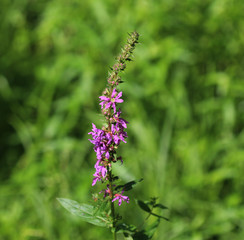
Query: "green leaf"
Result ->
[[57, 198, 110, 227], [136, 199, 169, 221], [132, 231, 151, 240], [115, 178, 143, 192], [93, 199, 109, 216], [116, 223, 137, 233], [154, 203, 168, 210], [136, 200, 151, 213], [145, 197, 157, 206]]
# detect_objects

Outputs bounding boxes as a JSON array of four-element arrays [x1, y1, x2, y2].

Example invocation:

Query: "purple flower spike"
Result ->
[[112, 190, 129, 206], [99, 88, 123, 113], [88, 32, 139, 198]]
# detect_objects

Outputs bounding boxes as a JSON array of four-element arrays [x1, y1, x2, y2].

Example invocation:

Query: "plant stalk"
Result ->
[[108, 169, 117, 240]]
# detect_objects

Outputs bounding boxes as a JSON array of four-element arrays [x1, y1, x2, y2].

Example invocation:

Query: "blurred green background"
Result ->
[[1, 0, 244, 239]]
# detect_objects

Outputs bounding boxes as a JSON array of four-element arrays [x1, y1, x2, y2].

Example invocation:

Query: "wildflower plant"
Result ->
[[58, 32, 168, 240]]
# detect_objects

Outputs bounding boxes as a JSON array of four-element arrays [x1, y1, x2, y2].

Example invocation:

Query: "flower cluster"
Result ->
[[88, 88, 129, 205], [88, 31, 139, 207]]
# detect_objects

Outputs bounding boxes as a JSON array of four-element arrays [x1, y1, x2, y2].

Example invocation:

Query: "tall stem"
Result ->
[[107, 87, 117, 240], [108, 170, 117, 240]]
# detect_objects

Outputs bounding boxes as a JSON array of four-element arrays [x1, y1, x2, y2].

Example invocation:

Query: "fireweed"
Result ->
[[58, 32, 168, 240]]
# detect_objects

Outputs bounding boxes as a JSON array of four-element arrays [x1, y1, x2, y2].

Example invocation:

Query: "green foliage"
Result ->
[[115, 178, 143, 192], [136, 198, 169, 221], [116, 218, 161, 240], [116, 197, 168, 239], [1, 0, 244, 239], [57, 198, 111, 227]]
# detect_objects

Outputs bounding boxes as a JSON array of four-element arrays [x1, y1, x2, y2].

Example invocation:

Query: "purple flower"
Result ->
[[112, 190, 129, 206], [111, 123, 128, 144], [99, 88, 123, 113], [94, 163, 107, 178], [92, 171, 102, 186], [88, 123, 112, 161], [111, 124, 120, 145], [88, 123, 102, 137], [114, 109, 129, 129], [99, 185, 111, 198], [118, 130, 128, 143], [88, 124, 104, 147]]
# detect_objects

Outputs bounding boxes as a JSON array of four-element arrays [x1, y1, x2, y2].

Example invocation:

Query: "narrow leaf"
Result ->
[[57, 198, 109, 227], [115, 179, 143, 192], [116, 223, 137, 233], [137, 200, 151, 213], [154, 203, 168, 210]]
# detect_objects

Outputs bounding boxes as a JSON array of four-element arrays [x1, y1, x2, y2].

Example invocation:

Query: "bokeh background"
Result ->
[[1, 0, 244, 239]]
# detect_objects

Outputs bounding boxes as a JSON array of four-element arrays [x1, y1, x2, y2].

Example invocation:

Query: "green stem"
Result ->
[[108, 170, 117, 240], [113, 229, 117, 240], [107, 88, 117, 240]]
